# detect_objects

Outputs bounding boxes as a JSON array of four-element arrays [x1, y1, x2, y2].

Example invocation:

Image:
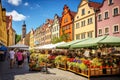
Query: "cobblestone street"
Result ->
[[0, 60, 120, 80]]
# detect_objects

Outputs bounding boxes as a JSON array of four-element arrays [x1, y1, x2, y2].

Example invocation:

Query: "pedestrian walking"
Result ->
[[9, 48, 15, 69], [27, 51, 30, 63], [16, 50, 24, 68]]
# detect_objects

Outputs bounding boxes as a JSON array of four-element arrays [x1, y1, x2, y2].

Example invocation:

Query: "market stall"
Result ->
[[55, 35, 120, 78]]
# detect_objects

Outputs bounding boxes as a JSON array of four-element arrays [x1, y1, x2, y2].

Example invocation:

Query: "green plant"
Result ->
[[78, 63, 87, 70], [54, 55, 62, 64]]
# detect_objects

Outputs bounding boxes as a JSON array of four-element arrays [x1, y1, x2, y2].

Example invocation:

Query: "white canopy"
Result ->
[[34, 42, 66, 49], [52, 41, 66, 49], [8, 44, 29, 48], [38, 44, 54, 49]]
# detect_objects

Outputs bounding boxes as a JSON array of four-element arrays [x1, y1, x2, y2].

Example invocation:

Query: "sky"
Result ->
[[2, 0, 103, 35]]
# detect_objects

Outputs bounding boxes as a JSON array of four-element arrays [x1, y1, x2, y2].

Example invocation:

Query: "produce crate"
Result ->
[[112, 67, 117, 74], [99, 69, 103, 75], [106, 68, 111, 75], [94, 68, 99, 75], [116, 67, 120, 74], [90, 68, 95, 76], [76, 68, 81, 73]]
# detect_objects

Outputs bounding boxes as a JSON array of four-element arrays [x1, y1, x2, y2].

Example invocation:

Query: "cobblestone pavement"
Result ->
[[0, 60, 120, 80]]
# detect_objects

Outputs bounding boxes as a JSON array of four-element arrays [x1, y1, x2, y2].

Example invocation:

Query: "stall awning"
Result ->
[[56, 38, 90, 49], [98, 35, 120, 46], [71, 35, 120, 49], [71, 36, 106, 49]]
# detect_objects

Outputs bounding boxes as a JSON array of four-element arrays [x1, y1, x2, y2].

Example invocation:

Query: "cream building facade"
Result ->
[[74, 0, 101, 40], [52, 14, 61, 39]]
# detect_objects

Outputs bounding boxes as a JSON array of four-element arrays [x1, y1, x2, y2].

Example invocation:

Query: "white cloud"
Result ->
[[6, 10, 26, 21], [8, 0, 22, 6], [24, 2, 29, 6]]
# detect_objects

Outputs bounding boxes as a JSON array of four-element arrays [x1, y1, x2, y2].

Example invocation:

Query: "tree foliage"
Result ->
[[51, 33, 68, 44], [15, 34, 21, 44]]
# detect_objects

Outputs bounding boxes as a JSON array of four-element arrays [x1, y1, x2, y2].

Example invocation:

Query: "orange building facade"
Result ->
[[60, 5, 76, 42]]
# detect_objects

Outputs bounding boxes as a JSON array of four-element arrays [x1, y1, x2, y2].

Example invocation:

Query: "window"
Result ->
[[104, 11, 109, 19], [87, 31, 92, 38], [105, 27, 109, 34], [55, 27, 56, 31], [113, 7, 119, 16], [81, 20, 85, 27], [88, 11, 90, 14], [108, 0, 113, 5], [81, 33, 85, 39], [76, 23, 80, 29], [113, 25, 119, 33], [64, 18, 68, 23], [56, 26, 58, 31], [76, 34, 80, 40], [98, 14, 102, 21], [88, 18, 92, 24], [82, 8, 85, 15], [98, 29, 102, 35]]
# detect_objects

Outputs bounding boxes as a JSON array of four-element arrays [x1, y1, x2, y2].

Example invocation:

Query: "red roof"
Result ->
[[70, 11, 77, 18], [88, 1, 102, 9]]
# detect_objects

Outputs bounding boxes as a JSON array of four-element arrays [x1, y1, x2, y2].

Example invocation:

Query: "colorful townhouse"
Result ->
[[30, 28, 34, 48], [51, 14, 61, 42], [74, 0, 101, 40], [60, 5, 76, 42], [0, 1, 7, 46], [97, 0, 120, 37], [44, 19, 53, 44], [6, 15, 16, 46], [34, 19, 53, 46], [34, 26, 41, 46]]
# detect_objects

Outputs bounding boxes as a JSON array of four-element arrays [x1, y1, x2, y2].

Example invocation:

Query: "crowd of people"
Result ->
[[9, 48, 30, 69]]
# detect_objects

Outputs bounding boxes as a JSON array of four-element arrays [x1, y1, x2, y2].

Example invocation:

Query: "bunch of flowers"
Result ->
[[48, 55, 56, 60]]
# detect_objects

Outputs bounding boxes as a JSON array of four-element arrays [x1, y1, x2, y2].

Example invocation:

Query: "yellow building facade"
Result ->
[[30, 29, 34, 48], [74, 0, 100, 40], [6, 16, 16, 46], [0, 3, 7, 46]]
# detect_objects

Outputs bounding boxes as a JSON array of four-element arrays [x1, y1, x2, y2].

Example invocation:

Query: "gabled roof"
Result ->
[[70, 11, 77, 18], [88, 1, 102, 9]]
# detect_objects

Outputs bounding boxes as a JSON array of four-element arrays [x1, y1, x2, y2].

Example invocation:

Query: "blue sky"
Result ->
[[2, 0, 103, 35]]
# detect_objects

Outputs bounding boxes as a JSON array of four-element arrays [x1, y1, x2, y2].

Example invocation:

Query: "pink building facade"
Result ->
[[97, 0, 120, 37]]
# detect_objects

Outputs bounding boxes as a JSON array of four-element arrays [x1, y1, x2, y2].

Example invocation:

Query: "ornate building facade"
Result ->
[[97, 0, 120, 37], [60, 5, 76, 42], [74, 0, 101, 40], [51, 14, 61, 39]]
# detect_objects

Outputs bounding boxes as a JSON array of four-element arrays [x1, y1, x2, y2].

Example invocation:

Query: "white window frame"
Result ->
[[113, 24, 119, 33], [104, 10, 109, 19], [81, 33, 86, 39], [76, 34, 80, 40], [81, 8, 85, 15], [76, 22, 80, 29], [87, 31, 93, 38], [97, 13, 102, 21], [112, 6, 119, 16], [98, 28, 102, 35], [104, 26, 109, 34]]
